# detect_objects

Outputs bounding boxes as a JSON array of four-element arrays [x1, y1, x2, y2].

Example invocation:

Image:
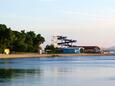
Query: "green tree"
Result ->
[[0, 24, 45, 53], [45, 45, 61, 54], [25, 31, 36, 52], [0, 24, 12, 52], [12, 31, 27, 52], [34, 34, 45, 52]]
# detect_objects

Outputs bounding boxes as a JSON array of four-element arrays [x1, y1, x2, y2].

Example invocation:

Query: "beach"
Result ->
[[0, 53, 115, 59]]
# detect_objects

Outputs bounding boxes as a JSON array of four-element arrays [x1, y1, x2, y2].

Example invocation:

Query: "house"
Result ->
[[76, 46, 101, 53]]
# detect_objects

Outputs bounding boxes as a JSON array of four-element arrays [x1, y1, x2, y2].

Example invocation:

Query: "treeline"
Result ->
[[0, 24, 45, 53], [45, 45, 62, 54]]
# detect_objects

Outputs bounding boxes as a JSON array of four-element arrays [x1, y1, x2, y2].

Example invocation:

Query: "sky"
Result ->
[[0, 0, 115, 48]]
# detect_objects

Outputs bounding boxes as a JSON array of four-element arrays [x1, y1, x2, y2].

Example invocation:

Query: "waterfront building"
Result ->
[[49, 35, 101, 54]]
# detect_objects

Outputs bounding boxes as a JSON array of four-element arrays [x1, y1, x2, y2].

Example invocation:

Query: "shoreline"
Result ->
[[0, 53, 115, 59]]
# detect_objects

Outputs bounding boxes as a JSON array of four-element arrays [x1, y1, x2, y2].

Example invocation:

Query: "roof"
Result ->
[[76, 46, 100, 49]]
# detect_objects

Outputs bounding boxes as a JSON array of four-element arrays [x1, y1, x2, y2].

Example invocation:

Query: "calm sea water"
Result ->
[[0, 56, 115, 86]]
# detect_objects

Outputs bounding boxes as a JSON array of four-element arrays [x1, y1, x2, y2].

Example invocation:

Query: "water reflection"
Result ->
[[0, 56, 115, 86], [0, 69, 41, 83]]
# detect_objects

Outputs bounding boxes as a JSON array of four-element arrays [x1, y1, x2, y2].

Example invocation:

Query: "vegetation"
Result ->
[[0, 24, 45, 53], [45, 45, 62, 54]]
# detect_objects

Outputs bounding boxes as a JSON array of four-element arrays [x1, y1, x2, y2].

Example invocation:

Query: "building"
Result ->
[[61, 46, 101, 54], [76, 46, 101, 53], [61, 47, 84, 54], [50, 35, 101, 54]]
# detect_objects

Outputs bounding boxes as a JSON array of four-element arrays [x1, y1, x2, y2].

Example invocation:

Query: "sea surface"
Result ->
[[0, 56, 115, 86]]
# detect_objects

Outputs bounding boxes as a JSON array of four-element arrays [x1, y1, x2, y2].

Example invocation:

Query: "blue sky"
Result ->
[[0, 0, 115, 47]]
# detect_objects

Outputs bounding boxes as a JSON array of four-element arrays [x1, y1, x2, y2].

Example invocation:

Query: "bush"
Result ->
[[0, 49, 3, 54]]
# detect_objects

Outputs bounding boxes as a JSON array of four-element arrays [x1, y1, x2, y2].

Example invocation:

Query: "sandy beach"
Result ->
[[0, 53, 115, 59]]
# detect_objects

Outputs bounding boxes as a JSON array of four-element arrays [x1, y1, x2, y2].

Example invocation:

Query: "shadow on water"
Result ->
[[0, 68, 41, 83]]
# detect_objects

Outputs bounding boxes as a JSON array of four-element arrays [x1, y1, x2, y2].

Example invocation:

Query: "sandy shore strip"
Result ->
[[0, 53, 115, 59]]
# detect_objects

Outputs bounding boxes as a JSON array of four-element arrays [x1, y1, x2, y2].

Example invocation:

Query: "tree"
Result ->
[[25, 31, 36, 52], [33, 34, 45, 52], [0, 24, 45, 53], [45, 45, 61, 54], [11, 30, 27, 52], [0, 24, 12, 52]]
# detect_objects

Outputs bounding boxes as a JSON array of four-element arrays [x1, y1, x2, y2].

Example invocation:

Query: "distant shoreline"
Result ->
[[0, 53, 115, 59]]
